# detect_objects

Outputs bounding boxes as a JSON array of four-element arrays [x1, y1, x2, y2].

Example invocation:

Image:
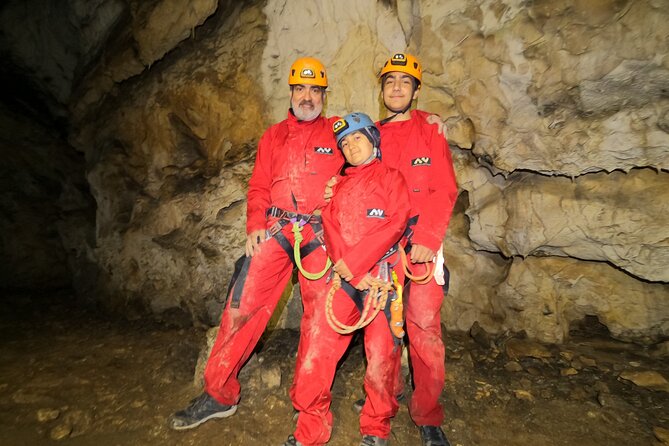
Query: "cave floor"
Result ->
[[0, 292, 668, 446]]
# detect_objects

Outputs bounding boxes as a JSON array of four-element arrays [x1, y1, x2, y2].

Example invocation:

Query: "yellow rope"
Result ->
[[292, 222, 332, 280], [325, 273, 393, 335]]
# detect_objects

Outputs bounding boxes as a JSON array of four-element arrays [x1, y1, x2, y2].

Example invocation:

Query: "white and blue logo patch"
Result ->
[[367, 208, 386, 219], [411, 157, 431, 167], [314, 147, 334, 155]]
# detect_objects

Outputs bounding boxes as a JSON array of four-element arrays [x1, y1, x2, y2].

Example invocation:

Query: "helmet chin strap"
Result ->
[[379, 89, 415, 125], [361, 150, 377, 165]]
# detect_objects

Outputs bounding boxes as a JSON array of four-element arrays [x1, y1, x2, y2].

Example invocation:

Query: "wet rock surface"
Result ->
[[1, 293, 668, 446]]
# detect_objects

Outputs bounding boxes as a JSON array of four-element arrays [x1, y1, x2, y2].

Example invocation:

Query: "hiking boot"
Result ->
[[360, 435, 388, 446], [169, 393, 237, 430], [419, 425, 451, 446], [281, 434, 303, 446], [353, 397, 366, 414]]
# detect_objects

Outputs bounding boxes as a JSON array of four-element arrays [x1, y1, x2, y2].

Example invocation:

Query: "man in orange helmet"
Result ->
[[376, 52, 458, 446], [169, 58, 345, 445]]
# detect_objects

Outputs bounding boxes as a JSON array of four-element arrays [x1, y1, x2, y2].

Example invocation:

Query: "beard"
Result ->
[[291, 99, 323, 121]]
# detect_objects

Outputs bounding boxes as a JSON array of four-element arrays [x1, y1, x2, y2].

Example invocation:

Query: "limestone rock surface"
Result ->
[[461, 161, 669, 282], [1, 0, 667, 342]]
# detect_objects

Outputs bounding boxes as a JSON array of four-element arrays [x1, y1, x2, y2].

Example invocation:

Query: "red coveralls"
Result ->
[[203, 111, 343, 445], [319, 158, 411, 440], [377, 109, 458, 427]]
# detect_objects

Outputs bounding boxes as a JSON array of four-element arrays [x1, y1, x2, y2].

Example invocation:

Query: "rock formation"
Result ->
[[1, 0, 667, 342]]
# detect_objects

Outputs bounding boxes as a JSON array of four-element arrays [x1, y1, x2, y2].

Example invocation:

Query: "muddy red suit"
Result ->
[[320, 157, 411, 440], [203, 110, 343, 444], [377, 109, 458, 427]]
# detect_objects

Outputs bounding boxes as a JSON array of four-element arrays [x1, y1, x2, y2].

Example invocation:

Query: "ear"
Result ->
[[412, 88, 420, 101]]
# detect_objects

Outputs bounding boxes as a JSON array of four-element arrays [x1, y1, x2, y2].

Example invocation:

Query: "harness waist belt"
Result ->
[[266, 206, 321, 224]]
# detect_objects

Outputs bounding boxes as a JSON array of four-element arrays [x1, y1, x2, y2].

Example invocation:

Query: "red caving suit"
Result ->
[[377, 109, 458, 427], [203, 111, 343, 446], [319, 158, 411, 440]]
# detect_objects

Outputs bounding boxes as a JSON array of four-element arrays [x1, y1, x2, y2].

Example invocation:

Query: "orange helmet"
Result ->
[[379, 53, 422, 86], [288, 57, 328, 87]]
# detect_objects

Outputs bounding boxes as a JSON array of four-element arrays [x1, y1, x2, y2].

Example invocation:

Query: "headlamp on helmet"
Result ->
[[289, 57, 328, 88], [379, 52, 422, 87]]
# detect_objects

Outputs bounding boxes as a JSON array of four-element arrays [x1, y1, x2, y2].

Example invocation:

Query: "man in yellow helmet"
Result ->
[[169, 58, 346, 446], [376, 52, 458, 446]]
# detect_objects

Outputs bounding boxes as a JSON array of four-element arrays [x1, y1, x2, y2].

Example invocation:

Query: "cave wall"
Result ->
[[0, 103, 94, 292], [1, 0, 667, 342]]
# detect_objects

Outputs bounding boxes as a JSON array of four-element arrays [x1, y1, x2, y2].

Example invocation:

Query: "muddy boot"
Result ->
[[360, 435, 389, 445], [169, 393, 238, 430], [419, 426, 451, 446], [353, 397, 366, 414], [281, 434, 303, 446]]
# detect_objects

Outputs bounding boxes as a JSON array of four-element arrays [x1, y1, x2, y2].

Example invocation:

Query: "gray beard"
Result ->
[[293, 106, 321, 121]]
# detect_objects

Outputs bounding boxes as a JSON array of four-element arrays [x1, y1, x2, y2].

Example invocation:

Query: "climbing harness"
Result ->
[[264, 206, 330, 278], [325, 272, 394, 335], [227, 206, 330, 309], [325, 248, 405, 339]]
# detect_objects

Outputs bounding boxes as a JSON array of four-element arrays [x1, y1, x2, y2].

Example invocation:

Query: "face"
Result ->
[[340, 131, 374, 166], [381, 72, 418, 111], [291, 84, 324, 121]]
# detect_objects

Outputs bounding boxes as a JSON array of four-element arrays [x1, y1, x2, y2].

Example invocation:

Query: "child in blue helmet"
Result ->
[[318, 112, 411, 446]]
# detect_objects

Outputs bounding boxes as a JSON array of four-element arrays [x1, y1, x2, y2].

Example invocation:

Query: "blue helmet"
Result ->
[[332, 112, 381, 153]]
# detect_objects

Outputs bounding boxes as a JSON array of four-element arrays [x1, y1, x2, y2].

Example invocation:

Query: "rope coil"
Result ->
[[399, 247, 435, 284], [292, 222, 332, 280], [325, 273, 393, 335]]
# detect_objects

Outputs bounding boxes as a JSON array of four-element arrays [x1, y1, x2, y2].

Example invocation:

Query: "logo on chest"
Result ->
[[411, 157, 431, 167], [314, 147, 334, 155], [367, 208, 386, 219]]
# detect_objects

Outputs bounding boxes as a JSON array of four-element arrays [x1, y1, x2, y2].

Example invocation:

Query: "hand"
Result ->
[[410, 244, 436, 263], [245, 229, 267, 257], [354, 274, 374, 291], [426, 114, 447, 137], [323, 176, 338, 202], [333, 259, 353, 281]]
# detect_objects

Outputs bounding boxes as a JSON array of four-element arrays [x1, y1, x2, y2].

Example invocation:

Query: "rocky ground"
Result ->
[[1, 291, 668, 446]]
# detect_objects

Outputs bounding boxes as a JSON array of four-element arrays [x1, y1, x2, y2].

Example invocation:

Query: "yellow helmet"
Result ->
[[379, 53, 422, 86], [288, 57, 328, 87]]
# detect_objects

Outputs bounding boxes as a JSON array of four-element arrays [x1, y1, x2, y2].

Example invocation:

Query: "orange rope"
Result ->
[[399, 247, 435, 284], [325, 273, 393, 335]]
